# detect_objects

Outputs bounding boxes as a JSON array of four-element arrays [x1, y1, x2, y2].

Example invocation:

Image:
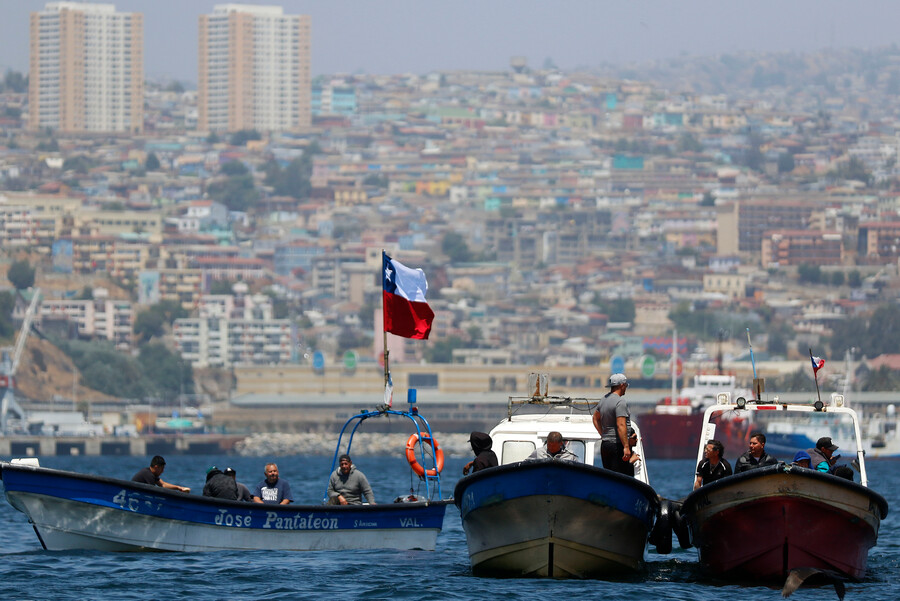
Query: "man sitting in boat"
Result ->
[[462, 431, 499, 475], [252, 463, 294, 505], [628, 428, 644, 478], [791, 450, 812, 469], [807, 437, 839, 472], [593, 373, 634, 476], [202, 466, 238, 500], [693, 439, 733, 489], [131, 455, 191, 493], [327, 454, 375, 505], [526, 431, 579, 462], [734, 431, 778, 473], [224, 467, 253, 502]]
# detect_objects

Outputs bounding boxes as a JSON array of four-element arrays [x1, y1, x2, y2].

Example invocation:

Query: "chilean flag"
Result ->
[[811, 354, 825, 376], [382, 252, 434, 340]]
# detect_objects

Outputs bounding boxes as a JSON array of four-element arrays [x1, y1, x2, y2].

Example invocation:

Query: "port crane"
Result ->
[[1, 288, 40, 435]]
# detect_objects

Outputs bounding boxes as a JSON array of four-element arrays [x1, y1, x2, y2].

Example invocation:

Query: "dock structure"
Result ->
[[0, 434, 243, 457]]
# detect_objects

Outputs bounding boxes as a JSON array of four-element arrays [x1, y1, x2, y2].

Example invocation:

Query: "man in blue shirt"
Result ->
[[252, 463, 294, 504]]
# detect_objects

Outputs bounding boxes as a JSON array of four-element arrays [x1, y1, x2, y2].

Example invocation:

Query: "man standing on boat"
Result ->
[[327, 454, 375, 505], [694, 439, 733, 489], [734, 431, 778, 473], [526, 431, 579, 461], [252, 463, 294, 504], [131, 455, 191, 493], [594, 373, 634, 476]]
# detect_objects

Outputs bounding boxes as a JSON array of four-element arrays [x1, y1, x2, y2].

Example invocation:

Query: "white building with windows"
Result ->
[[198, 4, 311, 132], [29, 2, 143, 133]]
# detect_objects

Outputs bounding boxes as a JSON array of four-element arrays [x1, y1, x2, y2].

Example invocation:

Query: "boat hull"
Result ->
[[1, 462, 448, 552], [454, 461, 659, 578], [681, 465, 888, 580]]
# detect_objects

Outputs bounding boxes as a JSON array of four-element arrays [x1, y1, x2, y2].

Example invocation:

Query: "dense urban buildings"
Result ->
[[28, 2, 143, 133], [197, 3, 311, 132]]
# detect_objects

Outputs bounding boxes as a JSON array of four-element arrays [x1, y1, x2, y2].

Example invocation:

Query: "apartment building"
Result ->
[[173, 315, 294, 367], [857, 221, 900, 263], [198, 4, 311, 132], [29, 2, 143, 133], [39, 293, 134, 348], [760, 229, 843, 267]]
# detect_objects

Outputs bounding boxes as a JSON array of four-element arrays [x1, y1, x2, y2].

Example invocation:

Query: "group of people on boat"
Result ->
[[692, 432, 855, 489], [461, 373, 644, 477], [130, 454, 376, 505]]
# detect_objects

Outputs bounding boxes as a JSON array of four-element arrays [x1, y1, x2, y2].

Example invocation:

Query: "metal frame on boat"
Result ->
[[678, 391, 889, 580], [0, 404, 450, 552], [455, 375, 667, 578]]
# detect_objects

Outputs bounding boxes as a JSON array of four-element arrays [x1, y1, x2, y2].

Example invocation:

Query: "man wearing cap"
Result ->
[[791, 450, 812, 469], [593, 373, 634, 476], [327, 454, 375, 505], [807, 437, 839, 472], [202, 466, 238, 500], [224, 467, 253, 502], [463, 431, 499, 475], [131, 455, 190, 493]]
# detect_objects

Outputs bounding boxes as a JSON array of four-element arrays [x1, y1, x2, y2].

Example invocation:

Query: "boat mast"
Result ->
[[671, 328, 677, 402]]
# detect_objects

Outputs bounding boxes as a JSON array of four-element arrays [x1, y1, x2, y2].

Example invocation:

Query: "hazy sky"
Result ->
[[1, 1, 898, 82]]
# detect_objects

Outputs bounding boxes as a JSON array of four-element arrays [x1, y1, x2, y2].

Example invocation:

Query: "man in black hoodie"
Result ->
[[203, 466, 239, 500], [463, 431, 499, 475]]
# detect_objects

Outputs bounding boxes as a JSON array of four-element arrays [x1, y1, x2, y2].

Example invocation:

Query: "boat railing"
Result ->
[[696, 392, 869, 487], [327, 397, 443, 503], [506, 394, 599, 421]]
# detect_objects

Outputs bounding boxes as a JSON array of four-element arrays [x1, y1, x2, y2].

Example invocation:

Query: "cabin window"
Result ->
[[501, 441, 535, 464], [565, 440, 586, 463]]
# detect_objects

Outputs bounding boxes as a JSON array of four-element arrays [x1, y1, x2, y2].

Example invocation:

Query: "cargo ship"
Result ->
[[638, 374, 754, 460]]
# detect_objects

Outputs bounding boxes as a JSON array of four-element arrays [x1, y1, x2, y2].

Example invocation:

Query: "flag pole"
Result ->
[[382, 250, 390, 392], [809, 348, 822, 405], [747, 328, 761, 400]]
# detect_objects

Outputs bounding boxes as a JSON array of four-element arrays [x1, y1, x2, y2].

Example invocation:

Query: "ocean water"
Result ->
[[1, 454, 898, 601]]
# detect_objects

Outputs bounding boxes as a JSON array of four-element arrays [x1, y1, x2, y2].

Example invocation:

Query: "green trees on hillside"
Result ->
[[7, 259, 35, 290], [56, 339, 193, 402]]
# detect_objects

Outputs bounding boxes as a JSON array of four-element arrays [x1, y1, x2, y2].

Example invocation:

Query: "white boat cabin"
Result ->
[[488, 397, 651, 486]]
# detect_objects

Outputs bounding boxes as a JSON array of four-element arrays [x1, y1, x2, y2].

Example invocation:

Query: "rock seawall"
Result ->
[[235, 432, 473, 457]]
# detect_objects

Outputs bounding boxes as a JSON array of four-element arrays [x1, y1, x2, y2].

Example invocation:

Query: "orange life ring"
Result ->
[[405, 432, 444, 477]]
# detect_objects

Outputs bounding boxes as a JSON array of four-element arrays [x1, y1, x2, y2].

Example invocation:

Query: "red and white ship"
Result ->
[[639, 374, 753, 460]]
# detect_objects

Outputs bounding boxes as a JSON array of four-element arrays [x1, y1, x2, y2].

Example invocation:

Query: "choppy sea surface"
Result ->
[[1, 453, 898, 601]]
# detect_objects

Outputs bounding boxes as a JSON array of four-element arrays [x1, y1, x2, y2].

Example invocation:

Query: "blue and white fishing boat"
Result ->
[[454, 374, 668, 578], [0, 402, 449, 552]]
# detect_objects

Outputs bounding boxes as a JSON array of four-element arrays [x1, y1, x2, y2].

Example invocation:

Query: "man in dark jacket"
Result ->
[[734, 431, 778, 473], [463, 431, 499, 475], [203, 466, 239, 500]]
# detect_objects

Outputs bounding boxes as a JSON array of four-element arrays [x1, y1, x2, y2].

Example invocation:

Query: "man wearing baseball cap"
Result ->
[[807, 437, 839, 472], [593, 373, 633, 476]]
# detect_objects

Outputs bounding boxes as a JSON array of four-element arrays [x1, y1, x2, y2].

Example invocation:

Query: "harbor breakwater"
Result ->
[[0, 432, 475, 457], [235, 432, 473, 458]]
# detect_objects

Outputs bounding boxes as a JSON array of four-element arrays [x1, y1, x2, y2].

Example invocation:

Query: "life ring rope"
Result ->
[[405, 432, 444, 477]]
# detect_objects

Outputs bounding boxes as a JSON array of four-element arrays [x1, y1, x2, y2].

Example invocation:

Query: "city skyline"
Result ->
[[1, 1, 899, 83]]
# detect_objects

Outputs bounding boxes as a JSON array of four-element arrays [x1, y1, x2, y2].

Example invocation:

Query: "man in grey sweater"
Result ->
[[327, 454, 376, 505]]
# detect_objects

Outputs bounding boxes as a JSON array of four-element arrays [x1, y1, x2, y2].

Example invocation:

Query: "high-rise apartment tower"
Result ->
[[29, 2, 143, 133], [198, 4, 311, 132]]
